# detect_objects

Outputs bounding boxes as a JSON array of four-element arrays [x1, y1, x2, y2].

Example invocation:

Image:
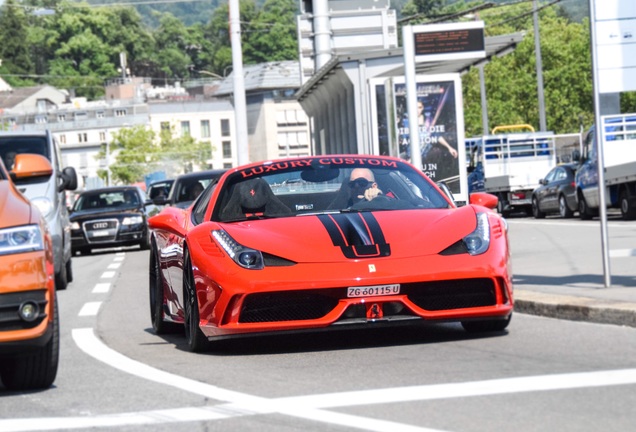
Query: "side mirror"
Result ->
[[539, 178, 547, 185], [10, 153, 53, 181], [59, 166, 78, 192], [152, 197, 168, 205], [469, 192, 498, 210]]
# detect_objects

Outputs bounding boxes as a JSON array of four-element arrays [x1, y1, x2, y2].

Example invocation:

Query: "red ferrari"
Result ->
[[148, 155, 513, 352]]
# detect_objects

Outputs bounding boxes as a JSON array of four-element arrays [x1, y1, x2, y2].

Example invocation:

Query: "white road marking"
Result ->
[[610, 249, 636, 258], [107, 263, 121, 270], [68, 328, 446, 432], [5, 328, 636, 431], [92, 283, 111, 294], [78, 302, 102, 317], [100, 271, 116, 279]]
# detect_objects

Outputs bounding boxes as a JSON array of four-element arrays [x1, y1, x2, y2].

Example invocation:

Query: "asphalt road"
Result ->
[[1, 218, 636, 432]]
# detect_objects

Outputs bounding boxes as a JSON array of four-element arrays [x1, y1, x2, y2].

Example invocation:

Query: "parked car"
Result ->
[[0, 154, 59, 390], [531, 163, 578, 218], [153, 170, 226, 209], [148, 155, 513, 352], [0, 130, 77, 290], [147, 178, 174, 202], [69, 186, 158, 255]]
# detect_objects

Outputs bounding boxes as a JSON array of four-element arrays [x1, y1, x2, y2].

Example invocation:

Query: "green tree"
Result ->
[[99, 124, 212, 184], [0, 0, 35, 86], [244, 0, 299, 63], [462, 4, 593, 135]]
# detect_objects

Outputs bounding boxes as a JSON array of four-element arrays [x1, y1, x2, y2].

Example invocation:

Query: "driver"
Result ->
[[348, 168, 382, 204]]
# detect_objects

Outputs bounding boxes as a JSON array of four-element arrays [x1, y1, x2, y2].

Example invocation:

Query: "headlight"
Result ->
[[122, 216, 143, 225], [212, 229, 264, 270], [31, 197, 53, 219], [0, 225, 44, 255], [71, 221, 80, 230], [463, 212, 490, 255]]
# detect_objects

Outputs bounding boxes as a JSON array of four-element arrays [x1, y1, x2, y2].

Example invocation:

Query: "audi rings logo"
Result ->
[[92, 222, 108, 229]]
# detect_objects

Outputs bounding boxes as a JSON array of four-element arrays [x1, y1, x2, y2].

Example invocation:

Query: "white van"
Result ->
[[0, 130, 78, 289]]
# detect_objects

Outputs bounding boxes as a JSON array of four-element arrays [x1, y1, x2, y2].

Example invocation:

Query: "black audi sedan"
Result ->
[[531, 163, 579, 219], [70, 186, 159, 255]]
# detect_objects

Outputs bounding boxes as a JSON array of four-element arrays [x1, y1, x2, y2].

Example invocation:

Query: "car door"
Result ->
[[536, 167, 557, 211], [543, 166, 565, 212]]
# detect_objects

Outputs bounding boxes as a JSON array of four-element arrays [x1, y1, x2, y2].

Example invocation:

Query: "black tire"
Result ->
[[559, 195, 574, 218], [0, 294, 59, 390], [54, 260, 68, 291], [619, 190, 636, 220], [461, 315, 511, 333], [149, 244, 180, 334], [497, 194, 510, 218], [139, 228, 150, 250], [65, 257, 73, 283], [183, 250, 209, 353], [578, 193, 595, 220], [532, 196, 545, 219]]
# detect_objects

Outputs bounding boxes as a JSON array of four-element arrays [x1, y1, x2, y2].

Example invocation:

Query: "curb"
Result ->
[[514, 290, 636, 328]]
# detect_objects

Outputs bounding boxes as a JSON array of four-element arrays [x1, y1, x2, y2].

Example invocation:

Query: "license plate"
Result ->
[[347, 284, 400, 298], [91, 230, 110, 237]]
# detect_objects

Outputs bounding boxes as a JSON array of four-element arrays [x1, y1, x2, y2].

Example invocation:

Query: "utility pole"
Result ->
[[533, 0, 547, 131], [229, 0, 249, 165]]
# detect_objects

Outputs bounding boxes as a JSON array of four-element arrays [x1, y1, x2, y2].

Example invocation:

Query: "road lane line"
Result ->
[[78, 302, 102, 317], [92, 283, 111, 294], [610, 249, 636, 258], [274, 368, 636, 408], [70, 328, 446, 432], [107, 263, 121, 270], [100, 271, 116, 279]]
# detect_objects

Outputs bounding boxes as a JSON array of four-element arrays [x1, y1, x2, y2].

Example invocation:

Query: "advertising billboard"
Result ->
[[391, 74, 467, 201]]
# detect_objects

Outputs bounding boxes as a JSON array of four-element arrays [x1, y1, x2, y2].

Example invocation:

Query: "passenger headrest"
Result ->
[[239, 178, 270, 210]]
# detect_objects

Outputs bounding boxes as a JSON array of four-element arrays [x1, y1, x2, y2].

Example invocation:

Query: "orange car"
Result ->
[[0, 153, 58, 390]]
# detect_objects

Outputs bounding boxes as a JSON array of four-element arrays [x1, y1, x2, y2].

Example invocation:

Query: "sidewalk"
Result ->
[[514, 280, 636, 328]]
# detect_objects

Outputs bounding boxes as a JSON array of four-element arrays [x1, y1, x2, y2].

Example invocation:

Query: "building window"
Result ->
[[57, 114, 66, 122], [201, 120, 210, 138], [78, 133, 88, 143], [35, 115, 47, 124], [221, 119, 230, 137], [59, 135, 66, 144], [96, 111, 105, 118], [222, 140, 232, 158], [75, 112, 87, 121], [181, 121, 190, 137], [99, 131, 106, 142], [115, 109, 126, 117], [160, 122, 170, 132], [223, 162, 233, 169]]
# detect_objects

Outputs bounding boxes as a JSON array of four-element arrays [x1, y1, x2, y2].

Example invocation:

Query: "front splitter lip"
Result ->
[[200, 310, 513, 343]]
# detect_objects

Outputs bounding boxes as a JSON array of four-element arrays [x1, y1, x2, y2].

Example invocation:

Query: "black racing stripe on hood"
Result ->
[[317, 213, 391, 259]]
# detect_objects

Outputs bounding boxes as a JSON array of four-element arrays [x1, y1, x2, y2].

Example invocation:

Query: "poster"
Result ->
[[392, 75, 463, 195]]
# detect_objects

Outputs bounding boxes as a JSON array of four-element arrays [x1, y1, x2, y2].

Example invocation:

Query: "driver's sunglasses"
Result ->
[[349, 178, 372, 189]]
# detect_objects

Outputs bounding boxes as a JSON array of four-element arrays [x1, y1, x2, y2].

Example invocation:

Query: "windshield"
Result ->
[[0, 136, 50, 173], [74, 189, 140, 211], [213, 157, 451, 222]]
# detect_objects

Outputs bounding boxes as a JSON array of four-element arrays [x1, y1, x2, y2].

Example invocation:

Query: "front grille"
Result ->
[[405, 278, 497, 311], [0, 290, 48, 331], [239, 291, 339, 323], [83, 218, 119, 243]]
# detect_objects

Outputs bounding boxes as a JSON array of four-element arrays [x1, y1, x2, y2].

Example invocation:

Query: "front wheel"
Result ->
[[578, 193, 596, 220], [559, 195, 574, 218], [620, 190, 636, 220], [183, 250, 209, 353], [532, 196, 545, 219], [0, 295, 59, 390], [149, 244, 180, 334]]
